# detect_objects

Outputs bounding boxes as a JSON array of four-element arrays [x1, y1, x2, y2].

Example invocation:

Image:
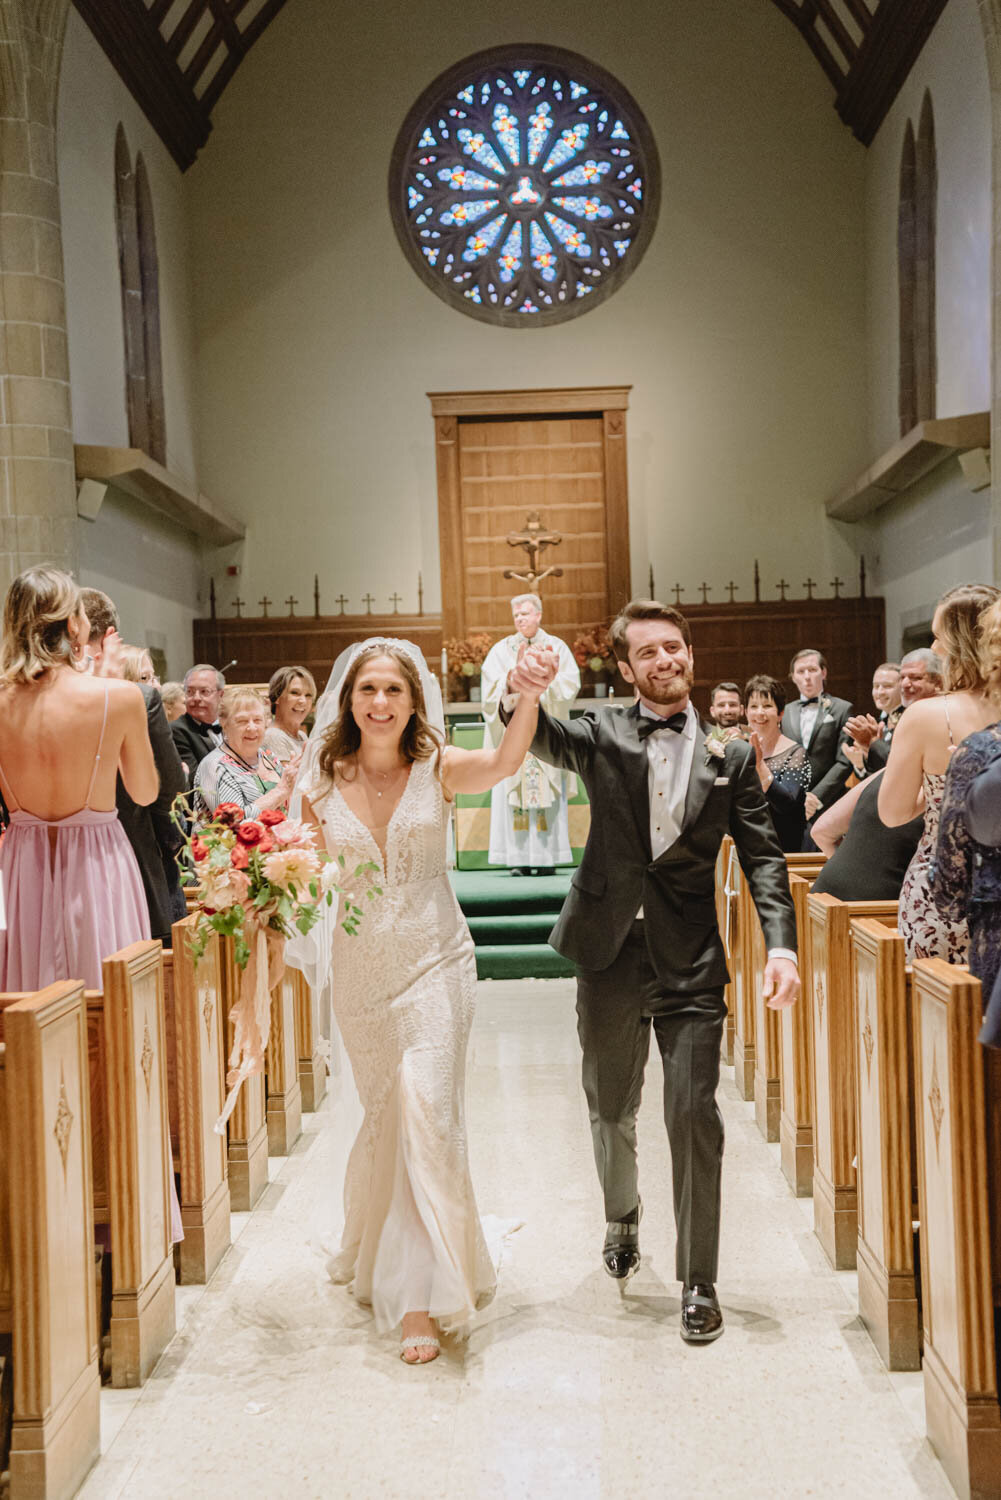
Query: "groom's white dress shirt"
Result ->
[[635, 701, 797, 967]]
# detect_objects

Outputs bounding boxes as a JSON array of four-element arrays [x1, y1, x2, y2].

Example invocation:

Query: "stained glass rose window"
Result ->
[[389, 46, 660, 327]]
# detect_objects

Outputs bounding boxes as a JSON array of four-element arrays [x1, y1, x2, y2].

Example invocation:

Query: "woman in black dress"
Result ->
[[745, 674, 811, 852]]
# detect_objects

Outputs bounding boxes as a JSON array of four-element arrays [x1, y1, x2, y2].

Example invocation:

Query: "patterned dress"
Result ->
[[929, 723, 1001, 1003], [763, 742, 811, 852], [303, 752, 495, 1333], [899, 768, 969, 965]]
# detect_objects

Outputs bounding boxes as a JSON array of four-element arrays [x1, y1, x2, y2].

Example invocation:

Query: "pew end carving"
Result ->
[[219, 939, 268, 1211], [266, 972, 302, 1157], [780, 872, 819, 1196]]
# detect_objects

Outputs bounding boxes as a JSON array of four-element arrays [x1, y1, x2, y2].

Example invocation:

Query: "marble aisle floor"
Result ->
[[79, 979, 954, 1500]]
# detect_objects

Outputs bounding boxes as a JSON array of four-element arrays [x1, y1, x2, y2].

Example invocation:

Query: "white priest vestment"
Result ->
[[480, 628, 581, 867]]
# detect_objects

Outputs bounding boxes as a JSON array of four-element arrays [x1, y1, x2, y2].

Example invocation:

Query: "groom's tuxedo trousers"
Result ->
[[518, 703, 797, 1286]]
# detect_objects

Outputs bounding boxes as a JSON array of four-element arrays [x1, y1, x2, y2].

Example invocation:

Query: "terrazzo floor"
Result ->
[[78, 979, 953, 1500]]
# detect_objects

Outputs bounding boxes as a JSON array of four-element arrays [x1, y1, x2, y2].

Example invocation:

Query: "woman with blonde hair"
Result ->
[[264, 664, 316, 763], [879, 581, 1001, 962], [0, 566, 158, 990], [194, 686, 297, 821], [119, 644, 156, 685], [294, 636, 556, 1365]]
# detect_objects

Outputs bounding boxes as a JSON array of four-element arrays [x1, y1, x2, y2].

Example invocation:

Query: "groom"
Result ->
[[505, 600, 799, 1343]]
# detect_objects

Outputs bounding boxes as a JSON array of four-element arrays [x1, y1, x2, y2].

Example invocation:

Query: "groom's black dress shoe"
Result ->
[[602, 1207, 641, 1280], [680, 1283, 723, 1343]]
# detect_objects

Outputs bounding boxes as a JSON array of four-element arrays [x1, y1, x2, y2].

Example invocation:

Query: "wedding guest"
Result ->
[[781, 648, 852, 832], [929, 595, 1001, 1046], [79, 603, 187, 945], [811, 770, 923, 900], [160, 682, 185, 721], [0, 566, 157, 990], [879, 582, 1001, 963], [840, 662, 901, 777], [172, 663, 225, 778], [708, 681, 743, 729], [194, 687, 297, 822], [263, 665, 317, 763], [848, 650, 941, 776], [79, 587, 123, 675], [745, 674, 811, 852]]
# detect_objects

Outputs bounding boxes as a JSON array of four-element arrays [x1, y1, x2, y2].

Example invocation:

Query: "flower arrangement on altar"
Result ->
[[178, 799, 380, 1128], [572, 627, 614, 693], [443, 633, 494, 698]]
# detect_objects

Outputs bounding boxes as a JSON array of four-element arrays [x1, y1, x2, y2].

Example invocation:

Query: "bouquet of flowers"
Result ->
[[571, 627, 613, 675], [179, 800, 380, 1128]]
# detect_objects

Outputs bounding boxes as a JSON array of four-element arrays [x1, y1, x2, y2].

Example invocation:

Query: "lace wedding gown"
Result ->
[[305, 752, 495, 1332]]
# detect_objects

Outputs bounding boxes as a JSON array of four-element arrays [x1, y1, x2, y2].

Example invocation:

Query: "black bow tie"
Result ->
[[800, 697, 820, 707], [206, 722, 222, 734], [638, 711, 688, 740]]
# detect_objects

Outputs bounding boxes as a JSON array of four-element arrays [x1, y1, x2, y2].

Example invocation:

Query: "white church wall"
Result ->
[[57, 10, 200, 486], [859, 0, 992, 648], [187, 0, 869, 620]]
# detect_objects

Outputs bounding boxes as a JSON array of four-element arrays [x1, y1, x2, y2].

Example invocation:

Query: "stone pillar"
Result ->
[[0, 0, 75, 596], [979, 0, 1001, 582]]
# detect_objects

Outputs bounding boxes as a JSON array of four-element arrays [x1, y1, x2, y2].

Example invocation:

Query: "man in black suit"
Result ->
[[507, 601, 798, 1344], [843, 648, 942, 778], [780, 648, 853, 837], [117, 684, 187, 944], [171, 664, 225, 780]]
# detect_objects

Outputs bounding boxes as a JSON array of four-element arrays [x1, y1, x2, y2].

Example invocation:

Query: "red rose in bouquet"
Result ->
[[191, 837, 209, 862], [230, 843, 251, 870], [236, 820, 266, 846], [257, 831, 276, 854], [215, 802, 245, 829], [259, 809, 285, 827]]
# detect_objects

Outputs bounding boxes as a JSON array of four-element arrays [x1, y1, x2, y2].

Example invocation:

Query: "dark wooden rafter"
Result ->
[[771, 0, 951, 146], [71, 0, 289, 170]]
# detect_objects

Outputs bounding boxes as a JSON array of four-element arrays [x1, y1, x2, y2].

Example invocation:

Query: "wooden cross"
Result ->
[[672, 583, 684, 605], [754, 559, 761, 603], [776, 579, 789, 601], [335, 594, 348, 615], [231, 596, 245, 618], [858, 556, 867, 599], [699, 582, 711, 604], [417, 573, 424, 616], [258, 596, 272, 618], [503, 510, 564, 588], [802, 577, 816, 600], [830, 576, 844, 599], [209, 577, 217, 619], [313, 574, 321, 618], [725, 580, 738, 602], [362, 593, 375, 614], [389, 592, 402, 614], [285, 595, 298, 617], [648, 564, 655, 597]]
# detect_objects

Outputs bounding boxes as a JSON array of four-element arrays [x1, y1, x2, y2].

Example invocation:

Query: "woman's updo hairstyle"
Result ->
[[935, 582, 1001, 693], [1, 565, 82, 684]]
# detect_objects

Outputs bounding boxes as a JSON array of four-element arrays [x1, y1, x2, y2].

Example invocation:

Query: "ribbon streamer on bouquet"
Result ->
[[214, 922, 286, 1133]]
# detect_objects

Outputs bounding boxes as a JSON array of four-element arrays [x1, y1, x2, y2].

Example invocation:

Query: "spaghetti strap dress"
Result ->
[[0, 685, 151, 990], [898, 695, 969, 965]]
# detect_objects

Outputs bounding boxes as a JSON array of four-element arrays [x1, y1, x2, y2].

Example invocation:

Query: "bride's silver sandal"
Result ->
[[400, 1334, 440, 1364]]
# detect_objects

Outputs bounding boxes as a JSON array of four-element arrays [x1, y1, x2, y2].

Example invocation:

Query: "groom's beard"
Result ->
[[634, 661, 694, 707]]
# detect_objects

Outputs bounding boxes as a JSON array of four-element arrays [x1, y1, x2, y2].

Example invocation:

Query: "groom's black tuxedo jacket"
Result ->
[[523, 703, 797, 989], [781, 694, 853, 810]]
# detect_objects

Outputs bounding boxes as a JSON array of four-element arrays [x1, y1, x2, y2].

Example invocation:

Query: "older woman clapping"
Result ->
[[194, 686, 298, 823]]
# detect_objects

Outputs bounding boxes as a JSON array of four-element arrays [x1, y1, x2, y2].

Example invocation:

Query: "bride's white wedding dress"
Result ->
[[303, 750, 496, 1332]]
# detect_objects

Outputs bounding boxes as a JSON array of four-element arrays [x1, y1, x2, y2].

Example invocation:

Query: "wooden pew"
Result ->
[[912, 958, 1001, 1499], [716, 838, 736, 1066], [850, 919, 920, 1371], [780, 873, 817, 1196], [266, 971, 302, 1156], [101, 943, 177, 1387], [751, 857, 823, 1143], [169, 918, 231, 1283], [0, 984, 101, 1498], [806, 893, 898, 1270], [731, 858, 755, 1100], [292, 969, 326, 1113], [219, 938, 268, 1211]]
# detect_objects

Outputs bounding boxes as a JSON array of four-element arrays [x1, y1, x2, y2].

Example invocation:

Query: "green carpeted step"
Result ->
[[474, 942, 575, 980], [467, 912, 556, 945], [450, 869, 573, 915]]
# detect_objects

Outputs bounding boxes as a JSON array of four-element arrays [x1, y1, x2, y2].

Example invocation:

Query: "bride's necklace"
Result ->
[[358, 760, 408, 799]]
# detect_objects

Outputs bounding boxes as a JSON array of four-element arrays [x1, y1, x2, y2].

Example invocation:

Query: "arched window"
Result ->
[[897, 94, 936, 435], [114, 126, 166, 464]]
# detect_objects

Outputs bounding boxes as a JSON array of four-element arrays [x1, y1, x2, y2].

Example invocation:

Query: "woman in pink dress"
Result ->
[[0, 566, 157, 991]]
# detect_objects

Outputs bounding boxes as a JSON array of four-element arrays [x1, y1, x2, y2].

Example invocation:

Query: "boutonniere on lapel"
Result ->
[[820, 693, 836, 723], [704, 726, 742, 766]]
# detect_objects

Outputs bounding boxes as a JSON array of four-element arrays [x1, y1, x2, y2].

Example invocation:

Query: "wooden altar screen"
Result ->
[[428, 387, 632, 642]]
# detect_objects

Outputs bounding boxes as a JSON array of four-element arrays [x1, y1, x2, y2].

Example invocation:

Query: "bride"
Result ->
[[295, 636, 556, 1364]]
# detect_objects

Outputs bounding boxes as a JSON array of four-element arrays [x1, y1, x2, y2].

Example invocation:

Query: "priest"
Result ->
[[481, 593, 581, 871]]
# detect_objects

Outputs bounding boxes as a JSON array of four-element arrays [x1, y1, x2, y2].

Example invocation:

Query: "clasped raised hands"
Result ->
[[507, 643, 560, 700]]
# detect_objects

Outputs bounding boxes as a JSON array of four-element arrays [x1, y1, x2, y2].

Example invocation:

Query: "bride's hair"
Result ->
[[1, 565, 82, 684], [317, 644, 442, 782]]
